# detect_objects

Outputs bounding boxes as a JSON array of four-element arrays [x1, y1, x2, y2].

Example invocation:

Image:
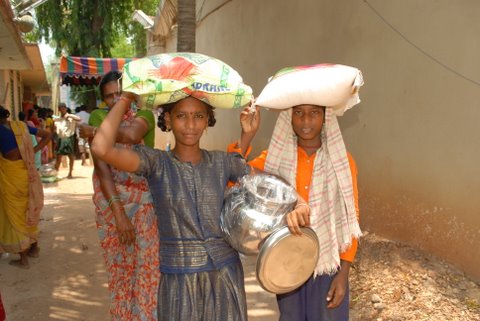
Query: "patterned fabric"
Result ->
[[10, 121, 43, 227], [264, 108, 361, 275], [56, 136, 75, 155], [0, 121, 43, 253], [122, 53, 253, 110], [92, 112, 160, 321], [42, 118, 55, 162], [60, 56, 136, 86], [89, 109, 156, 148], [133, 146, 250, 320], [225, 143, 359, 262], [158, 261, 247, 321], [26, 121, 41, 169]]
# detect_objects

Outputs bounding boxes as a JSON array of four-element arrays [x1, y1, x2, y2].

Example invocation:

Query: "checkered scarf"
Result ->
[[264, 108, 361, 275]]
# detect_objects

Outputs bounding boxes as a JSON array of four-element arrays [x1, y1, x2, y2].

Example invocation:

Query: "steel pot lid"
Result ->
[[256, 226, 319, 294]]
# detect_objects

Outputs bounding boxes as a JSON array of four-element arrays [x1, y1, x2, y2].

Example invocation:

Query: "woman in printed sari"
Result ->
[[0, 105, 52, 268], [80, 71, 160, 321], [38, 108, 54, 164]]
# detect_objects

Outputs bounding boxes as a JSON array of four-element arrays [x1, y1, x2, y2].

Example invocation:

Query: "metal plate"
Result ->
[[256, 226, 319, 294]]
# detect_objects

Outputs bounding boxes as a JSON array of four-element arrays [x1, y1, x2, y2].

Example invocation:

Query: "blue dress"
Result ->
[[134, 146, 250, 321]]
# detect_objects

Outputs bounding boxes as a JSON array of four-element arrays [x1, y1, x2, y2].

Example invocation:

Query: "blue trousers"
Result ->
[[276, 273, 349, 321]]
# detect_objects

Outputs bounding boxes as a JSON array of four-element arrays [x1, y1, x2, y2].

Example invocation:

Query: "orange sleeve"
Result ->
[[227, 141, 266, 171], [340, 152, 360, 262], [227, 141, 252, 158]]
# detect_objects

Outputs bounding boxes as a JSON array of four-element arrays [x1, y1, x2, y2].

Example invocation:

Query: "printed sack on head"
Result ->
[[255, 64, 364, 115], [122, 52, 253, 110]]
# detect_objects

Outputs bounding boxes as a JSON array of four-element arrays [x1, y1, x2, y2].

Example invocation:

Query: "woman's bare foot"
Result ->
[[28, 244, 40, 258], [9, 257, 30, 269]]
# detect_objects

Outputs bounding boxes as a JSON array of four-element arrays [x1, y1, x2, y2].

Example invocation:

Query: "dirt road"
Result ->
[[0, 161, 278, 321], [2, 160, 479, 320]]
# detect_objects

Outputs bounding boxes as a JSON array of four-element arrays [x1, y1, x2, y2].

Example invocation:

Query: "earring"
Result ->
[[166, 130, 172, 151]]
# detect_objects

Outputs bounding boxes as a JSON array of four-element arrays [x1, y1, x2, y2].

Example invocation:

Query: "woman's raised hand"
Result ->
[[240, 102, 260, 137]]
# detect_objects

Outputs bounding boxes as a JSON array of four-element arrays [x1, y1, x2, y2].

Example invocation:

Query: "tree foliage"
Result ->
[[31, 0, 159, 107], [34, 0, 159, 58]]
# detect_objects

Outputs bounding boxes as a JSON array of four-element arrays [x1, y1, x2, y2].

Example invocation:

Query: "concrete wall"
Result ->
[[155, 0, 480, 280]]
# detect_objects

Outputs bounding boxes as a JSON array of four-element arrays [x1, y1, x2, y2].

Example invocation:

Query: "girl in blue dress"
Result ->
[[91, 93, 253, 321]]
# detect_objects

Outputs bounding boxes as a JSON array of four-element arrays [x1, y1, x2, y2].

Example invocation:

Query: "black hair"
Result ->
[[99, 71, 122, 98], [18, 111, 26, 121], [27, 108, 35, 119], [157, 99, 217, 132], [38, 108, 48, 120], [0, 105, 10, 119]]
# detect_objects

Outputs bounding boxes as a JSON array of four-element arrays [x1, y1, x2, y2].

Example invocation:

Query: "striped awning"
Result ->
[[59, 56, 136, 86]]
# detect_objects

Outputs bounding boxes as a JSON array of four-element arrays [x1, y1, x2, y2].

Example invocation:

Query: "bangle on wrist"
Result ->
[[119, 96, 132, 104], [107, 195, 121, 207], [114, 96, 131, 113]]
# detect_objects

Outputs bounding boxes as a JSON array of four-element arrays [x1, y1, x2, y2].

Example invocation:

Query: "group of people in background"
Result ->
[[0, 99, 92, 320], [16, 105, 56, 169], [0, 101, 92, 269], [0, 105, 48, 320]]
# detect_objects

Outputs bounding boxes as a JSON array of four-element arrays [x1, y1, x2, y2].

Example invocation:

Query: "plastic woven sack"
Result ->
[[255, 64, 364, 115], [122, 52, 253, 110]]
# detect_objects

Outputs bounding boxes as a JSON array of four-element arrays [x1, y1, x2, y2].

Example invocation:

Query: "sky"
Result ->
[[38, 41, 56, 65]]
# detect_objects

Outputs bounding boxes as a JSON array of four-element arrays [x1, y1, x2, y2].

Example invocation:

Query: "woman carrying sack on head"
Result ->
[[230, 64, 363, 321]]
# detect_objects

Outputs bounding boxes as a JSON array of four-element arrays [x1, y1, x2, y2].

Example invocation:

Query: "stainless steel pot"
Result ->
[[39, 164, 57, 178], [221, 173, 297, 255], [221, 173, 320, 294]]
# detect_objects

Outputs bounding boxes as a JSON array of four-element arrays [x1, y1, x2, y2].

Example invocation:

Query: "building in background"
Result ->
[[0, 0, 50, 119]]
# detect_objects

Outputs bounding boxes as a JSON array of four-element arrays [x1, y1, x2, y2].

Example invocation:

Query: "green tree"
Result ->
[[35, 0, 147, 57], [32, 0, 159, 107]]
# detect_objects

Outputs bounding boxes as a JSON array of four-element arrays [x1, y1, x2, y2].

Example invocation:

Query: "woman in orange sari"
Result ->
[[0, 105, 52, 268]]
